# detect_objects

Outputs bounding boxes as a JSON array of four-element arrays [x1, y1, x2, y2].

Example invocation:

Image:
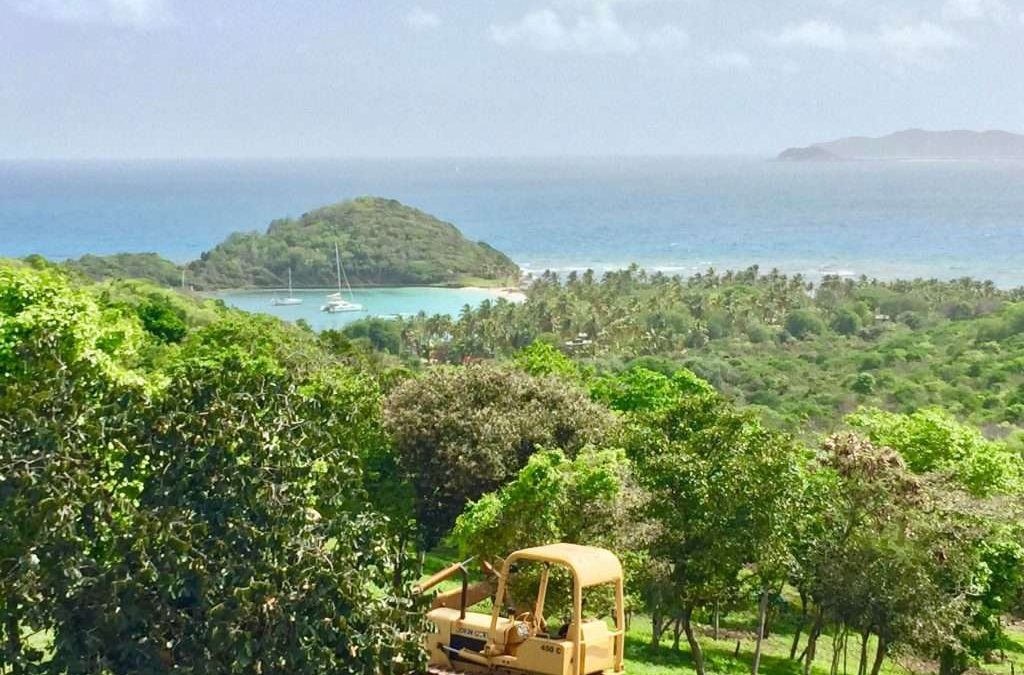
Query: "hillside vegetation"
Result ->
[[56, 197, 519, 290], [187, 196, 519, 289], [63, 252, 183, 287], [5, 258, 1024, 675], [370, 265, 1024, 438]]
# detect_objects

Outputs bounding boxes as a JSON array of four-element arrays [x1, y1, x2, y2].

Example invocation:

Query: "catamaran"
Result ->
[[271, 268, 303, 306], [321, 242, 364, 313]]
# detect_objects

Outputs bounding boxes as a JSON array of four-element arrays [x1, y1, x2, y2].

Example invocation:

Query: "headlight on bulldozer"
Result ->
[[507, 621, 530, 645]]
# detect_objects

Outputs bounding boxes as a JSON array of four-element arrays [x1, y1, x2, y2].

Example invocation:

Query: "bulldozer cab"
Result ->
[[489, 544, 625, 674], [422, 543, 625, 675]]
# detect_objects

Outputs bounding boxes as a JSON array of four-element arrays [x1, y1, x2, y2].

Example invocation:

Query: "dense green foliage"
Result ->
[[0, 262, 424, 674], [383, 364, 617, 547], [64, 252, 184, 287], [187, 197, 519, 289], [451, 447, 632, 561], [847, 407, 1023, 496], [388, 265, 1024, 436], [6, 259, 1024, 675]]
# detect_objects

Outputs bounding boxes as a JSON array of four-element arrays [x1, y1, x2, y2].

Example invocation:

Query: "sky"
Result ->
[[2, 0, 1023, 159]]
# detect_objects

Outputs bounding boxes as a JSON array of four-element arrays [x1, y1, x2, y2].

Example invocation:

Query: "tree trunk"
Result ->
[[830, 625, 846, 675], [682, 604, 707, 675], [673, 618, 683, 651], [857, 630, 869, 675], [393, 529, 408, 588], [844, 630, 849, 675], [939, 648, 954, 675], [713, 600, 721, 641], [752, 588, 771, 675], [651, 608, 665, 647], [939, 646, 971, 675], [869, 636, 887, 675], [802, 608, 825, 675], [790, 591, 808, 660]]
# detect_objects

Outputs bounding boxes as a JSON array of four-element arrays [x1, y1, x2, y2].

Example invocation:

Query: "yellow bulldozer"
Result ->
[[414, 543, 626, 675]]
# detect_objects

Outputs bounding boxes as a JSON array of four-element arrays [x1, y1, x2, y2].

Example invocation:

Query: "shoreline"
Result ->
[[461, 286, 527, 301], [204, 285, 527, 302]]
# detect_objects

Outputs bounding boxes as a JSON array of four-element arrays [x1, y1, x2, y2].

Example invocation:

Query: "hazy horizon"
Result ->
[[3, 0, 1024, 160], [5, 140, 1024, 163]]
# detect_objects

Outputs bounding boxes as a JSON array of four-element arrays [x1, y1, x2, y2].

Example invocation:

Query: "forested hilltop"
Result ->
[[5, 257, 1024, 675], [63, 196, 519, 290], [65, 252, 184, 287]]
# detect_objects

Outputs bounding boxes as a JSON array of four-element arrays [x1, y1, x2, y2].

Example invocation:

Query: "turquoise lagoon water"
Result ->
[[212, 287, 514, 331]]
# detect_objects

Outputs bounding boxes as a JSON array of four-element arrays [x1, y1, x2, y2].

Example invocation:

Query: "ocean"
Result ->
[[3, 157, 1024, 289]]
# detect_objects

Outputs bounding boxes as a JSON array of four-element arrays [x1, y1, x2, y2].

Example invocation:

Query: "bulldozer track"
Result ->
[[424, 667, 471, 675]]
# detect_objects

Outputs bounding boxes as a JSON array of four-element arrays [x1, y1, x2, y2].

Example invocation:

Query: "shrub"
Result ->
[[831, 307, 863, 336], [515, 341, 579, 379], [136, 299, 187, 343], [746, 323, 773, 343], [785, 309, 826, 339], [851, 372, 876, 394]]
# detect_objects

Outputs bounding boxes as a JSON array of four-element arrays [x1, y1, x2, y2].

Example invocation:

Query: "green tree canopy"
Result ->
[[627, 393, 806, 675], [384, 364, 618, 547], [847, 407, 1023, 496]]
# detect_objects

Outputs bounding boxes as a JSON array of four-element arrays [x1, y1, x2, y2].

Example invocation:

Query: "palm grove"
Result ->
[[3, 258, 1024, 675]]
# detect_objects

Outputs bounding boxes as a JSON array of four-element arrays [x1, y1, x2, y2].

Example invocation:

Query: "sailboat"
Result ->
[[321, 242, 364, 313], [272, 268, 303, 306]]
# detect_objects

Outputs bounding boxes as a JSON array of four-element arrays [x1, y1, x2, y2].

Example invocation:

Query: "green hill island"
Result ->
[[65, 197, 520, 290]]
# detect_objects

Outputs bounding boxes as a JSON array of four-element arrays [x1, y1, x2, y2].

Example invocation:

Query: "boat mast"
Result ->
[[288, 268, 293, 296], [337, 242, 356, 302], [334, 242, 343, 294]]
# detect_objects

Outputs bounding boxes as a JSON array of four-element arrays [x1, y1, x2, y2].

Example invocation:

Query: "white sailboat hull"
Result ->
[[272, 269, 303, 306], [321, 301, 364, 313], [322, 242, 364, 313]]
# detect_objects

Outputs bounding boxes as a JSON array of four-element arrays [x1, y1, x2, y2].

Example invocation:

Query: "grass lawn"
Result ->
[[623, 613, 1024, 675]]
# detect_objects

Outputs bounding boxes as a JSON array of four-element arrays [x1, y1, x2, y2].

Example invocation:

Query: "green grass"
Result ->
[[623, 613, 1024, 675], [12, 597, 1024, 674]]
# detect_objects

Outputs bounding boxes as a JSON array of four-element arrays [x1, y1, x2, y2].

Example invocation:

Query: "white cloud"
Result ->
[[771, 20, 849, 51], [16, 0, 173, 27], [876, 22, 965, 59], [769, 18, 965, 63], [404, 6, 440, 31], [705, 50, 752, 70], [490, 5, 638, 54], [941, 0, 1010, 23], [491, 4, 691, 56]]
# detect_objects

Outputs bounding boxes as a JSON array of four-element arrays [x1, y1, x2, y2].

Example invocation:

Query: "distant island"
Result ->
[[65, 197, 520, 290], [777, 146, 841, 162], [778, 129, 1024, 161]]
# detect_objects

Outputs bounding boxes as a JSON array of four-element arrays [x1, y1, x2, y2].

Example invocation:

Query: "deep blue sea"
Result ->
[[3, 157, 1024, 287]]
